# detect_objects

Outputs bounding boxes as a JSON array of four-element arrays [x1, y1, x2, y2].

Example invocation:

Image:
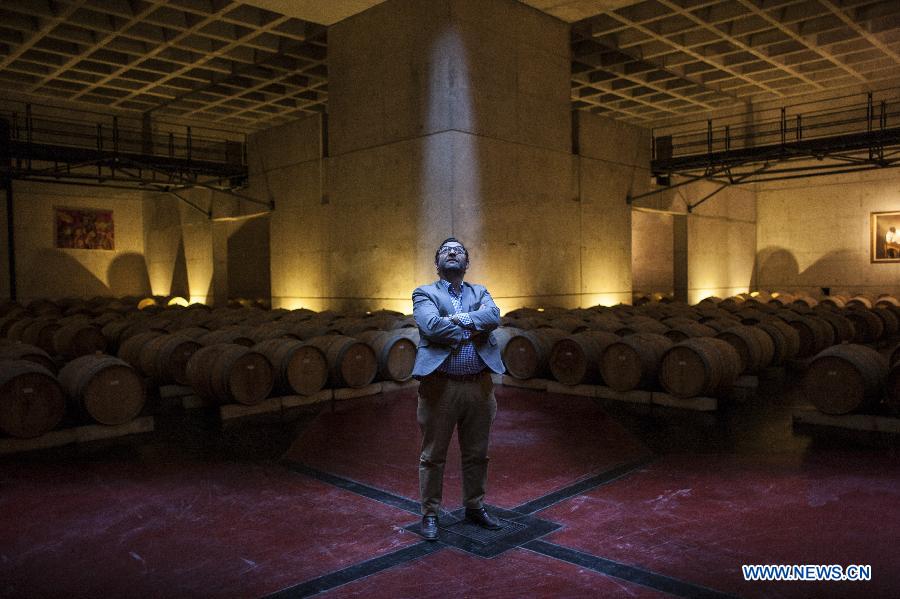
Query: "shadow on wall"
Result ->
[[170, 237, 190, 298], [107, 252, 152, 296], [753, 247, 857, 291], [227, 216, 271, 301], [23, 249, 111, 298]]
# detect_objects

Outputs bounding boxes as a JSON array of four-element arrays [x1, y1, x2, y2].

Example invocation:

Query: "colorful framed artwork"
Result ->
[[55, 207, 115, 250], [871, 210, 900, 263]]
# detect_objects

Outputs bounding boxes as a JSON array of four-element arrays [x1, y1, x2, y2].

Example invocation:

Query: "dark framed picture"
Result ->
[[871, 211, 900, 263], [55, 207, 115, 250]]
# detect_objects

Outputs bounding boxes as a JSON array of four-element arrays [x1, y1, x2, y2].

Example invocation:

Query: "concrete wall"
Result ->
[[248, 115, 326, 310], [632, 210, 674, 296], [577, 113, 651, 306], [320, 0, 579, 313], [756, 167, 900, 297], [143, 185, 252, 306], [7, 181, 149, 302], [251, 0, 645, 313]]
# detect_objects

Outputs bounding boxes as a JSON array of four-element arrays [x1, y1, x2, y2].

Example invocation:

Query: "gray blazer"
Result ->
[[411, 280, 505, 377]]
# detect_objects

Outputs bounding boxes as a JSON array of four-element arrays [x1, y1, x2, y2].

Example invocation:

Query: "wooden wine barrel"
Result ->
[[547, 316, 590, 334], [819, 295, 849, 309], [5, 316, 34, 341], [780, 314, 832, 358], [841, 308, 884, 343], [197, 328, 254, 347], [0, 342, 56, 373], [52, 322, 107, 360], [18, 318, 61, 354], [169, 326, 210, 340], [391, 315, 417, 329], [699, 318, 739, 333], [288, 322, 340, 340], [138, 334, 201, 385], [616, 319, 668, 336], [768, 293, 795, 307], [491, 327, 523, 354], [846, 294, 875, 309], [585, 316, 622, 334], [802, 345, 888, 415], [663, 322, 716, 343], [101, 318, 161, 352], [356, 329, 418, 382], [549, 330, 619, 385], [599, 332, 673, 392], [873, 307, 899, 338], [252, 338, 328, 395], [756, 320, 800, 366], [715, 325, 774, 374], [890, 342, 900, 366], [886, 362, 900, 416], [117, 331, 165, 371], [185, 343, 274, 405], [876, 294, 900, 307], [812, 309, 855, 344], [26, 299, 61, 317], [304, 335, 377, 388], [661, 316, 700, 328], [791, 295, 818, 308], [58, 354, 145, 425], [0, 360, 66, 438], [659, 337, 741, 398], [503, 328, 567, 379], [338, 318, 383, 336]]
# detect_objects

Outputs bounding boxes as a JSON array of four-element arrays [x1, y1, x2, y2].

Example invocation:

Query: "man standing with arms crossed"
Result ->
[[411, 238, 505, 541]]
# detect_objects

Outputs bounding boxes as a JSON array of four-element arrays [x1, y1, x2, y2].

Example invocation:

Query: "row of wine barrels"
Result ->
[[0, 360, 66, 438], [503, 329, 567, 380], [0, 342, 56, 372], [548, 331, 619, 386], [802, 345, 889, 415]]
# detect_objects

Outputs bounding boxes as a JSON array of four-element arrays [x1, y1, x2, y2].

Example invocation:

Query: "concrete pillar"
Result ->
[[673, 214, 687, 303], [326, 0, 574, 312]]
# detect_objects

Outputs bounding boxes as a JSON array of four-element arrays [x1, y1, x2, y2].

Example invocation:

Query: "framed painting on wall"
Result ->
[[55, 207, 115, 250], [871, 210, 900, 263]]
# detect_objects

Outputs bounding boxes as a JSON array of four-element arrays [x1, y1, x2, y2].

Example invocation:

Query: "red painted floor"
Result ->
[[540, 451, 900, 598], [287, 387, 650, 511], [0, 458, 415, 598], [319, 547, 667, 598], [2, 383, 899, 598]]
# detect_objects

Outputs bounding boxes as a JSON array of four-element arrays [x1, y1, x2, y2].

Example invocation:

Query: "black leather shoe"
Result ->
[[421, 514, 439, 540], [465, 507, 502, 530]]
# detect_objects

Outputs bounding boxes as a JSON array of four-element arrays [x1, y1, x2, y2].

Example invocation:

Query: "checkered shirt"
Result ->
[[437, 279, 487, 375]]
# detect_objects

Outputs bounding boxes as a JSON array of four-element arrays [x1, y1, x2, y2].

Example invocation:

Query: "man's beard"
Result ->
[[439, 262, 467, 277]]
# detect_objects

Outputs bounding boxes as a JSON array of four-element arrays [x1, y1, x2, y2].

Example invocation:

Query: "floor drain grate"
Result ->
[[403, 506, 561, 558], [441, 518, 527, 544]]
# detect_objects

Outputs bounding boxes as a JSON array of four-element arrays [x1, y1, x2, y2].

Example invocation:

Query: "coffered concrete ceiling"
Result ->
[[0, 0, 897, 131]]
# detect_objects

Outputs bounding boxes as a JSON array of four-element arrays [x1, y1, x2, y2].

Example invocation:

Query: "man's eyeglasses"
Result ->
[[437, 245, 466, 256]]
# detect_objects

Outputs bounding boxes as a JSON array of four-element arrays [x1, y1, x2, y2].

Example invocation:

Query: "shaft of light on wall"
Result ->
[[190, 295, 208, 305]]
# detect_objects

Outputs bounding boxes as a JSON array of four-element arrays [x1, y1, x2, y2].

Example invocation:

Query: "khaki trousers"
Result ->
[[417, 372, 497, 516]]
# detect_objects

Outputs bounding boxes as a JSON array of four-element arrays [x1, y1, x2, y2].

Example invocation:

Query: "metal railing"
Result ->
[[652, 86, 900, 162]]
